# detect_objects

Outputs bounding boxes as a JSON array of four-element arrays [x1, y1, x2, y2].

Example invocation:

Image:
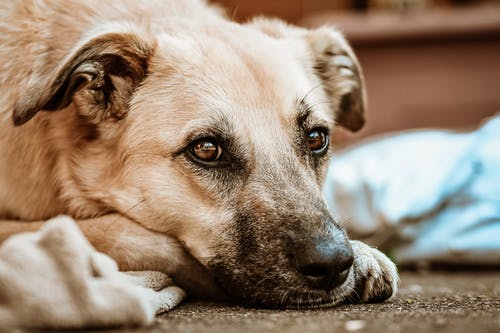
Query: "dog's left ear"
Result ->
[[248, 18, 366, 132], [13, 31, 154, 126]]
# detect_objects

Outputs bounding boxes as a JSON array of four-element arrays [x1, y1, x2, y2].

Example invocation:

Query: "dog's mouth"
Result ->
[[254, 280, 356, 310], [207, 258, 357, 309]]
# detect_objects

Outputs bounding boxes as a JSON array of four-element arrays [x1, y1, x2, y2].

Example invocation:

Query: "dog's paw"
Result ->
[[349, 240, 399, 303], [123, 271, 186, 314], [124, 270, 175, 291]]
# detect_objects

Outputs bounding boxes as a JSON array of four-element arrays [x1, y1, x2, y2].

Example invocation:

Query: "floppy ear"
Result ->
[[248, 18, 366, 132], [13, 32, 155, 126], [306, 28, 366, 131]]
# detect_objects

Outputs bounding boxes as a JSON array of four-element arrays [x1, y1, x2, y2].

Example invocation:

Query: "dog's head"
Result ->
[[13, 18, 365, 307]]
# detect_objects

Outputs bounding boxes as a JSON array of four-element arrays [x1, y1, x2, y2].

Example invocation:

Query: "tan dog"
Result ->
[[0, 0, 398, 307]]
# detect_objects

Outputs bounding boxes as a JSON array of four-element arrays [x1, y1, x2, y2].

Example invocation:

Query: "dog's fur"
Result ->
[[0, 0, 398, 307]]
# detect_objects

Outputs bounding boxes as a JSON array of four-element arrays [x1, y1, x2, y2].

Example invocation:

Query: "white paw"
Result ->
[[124, 270, 174, 291], [152, 286, 186, 314], [349, 240, 399, 303], [123, 271, 186, 314]]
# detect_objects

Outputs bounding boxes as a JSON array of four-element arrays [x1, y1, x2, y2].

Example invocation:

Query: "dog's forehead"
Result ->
[[129, 25, 332, 150], [154, 26, 328, 117]]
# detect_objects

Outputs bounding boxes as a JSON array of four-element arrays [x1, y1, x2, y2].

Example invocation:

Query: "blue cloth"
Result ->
[[323, 116, 500, 265]]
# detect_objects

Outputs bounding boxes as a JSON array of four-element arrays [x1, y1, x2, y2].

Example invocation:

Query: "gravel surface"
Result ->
[[25, 271, 496, 333], [108, 271, 500, 333]]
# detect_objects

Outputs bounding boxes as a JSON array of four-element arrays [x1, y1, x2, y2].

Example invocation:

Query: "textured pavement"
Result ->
[[110, 271, 500, 333]]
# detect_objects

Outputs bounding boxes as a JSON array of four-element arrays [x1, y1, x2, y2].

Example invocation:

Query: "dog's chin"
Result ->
[[208, 262, 356, 309]]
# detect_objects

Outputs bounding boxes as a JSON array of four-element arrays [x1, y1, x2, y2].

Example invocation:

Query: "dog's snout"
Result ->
[[292, 239, 354, 291]]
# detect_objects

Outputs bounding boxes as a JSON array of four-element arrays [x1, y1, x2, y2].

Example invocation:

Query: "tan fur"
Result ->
[[0, 0, 397, 306]]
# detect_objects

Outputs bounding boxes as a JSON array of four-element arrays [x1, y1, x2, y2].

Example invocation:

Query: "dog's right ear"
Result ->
[[248, 18, 366, 132], [13, 32, 155, 126]]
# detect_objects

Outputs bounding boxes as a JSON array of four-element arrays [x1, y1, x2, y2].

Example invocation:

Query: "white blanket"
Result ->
[[324, 116, 500, 265], [0, 216, 185, 329]]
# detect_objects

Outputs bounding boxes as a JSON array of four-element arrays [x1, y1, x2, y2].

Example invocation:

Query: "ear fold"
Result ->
[[248, 19, 366, 132], [306, 28, 366, 132], [12, 32, 155, 126]]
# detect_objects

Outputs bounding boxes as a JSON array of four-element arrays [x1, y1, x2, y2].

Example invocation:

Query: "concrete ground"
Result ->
[[118, 271, 499, 333]]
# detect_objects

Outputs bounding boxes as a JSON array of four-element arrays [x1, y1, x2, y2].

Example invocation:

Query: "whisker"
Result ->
[[345, 285, 359, 304], [338, 216, 354, 229], [298, 74, 352, 108], [254, 271, 275, 289], [299, 80, 326, 108], [307, 100, 332, 110], [280, 290, 289, 307]]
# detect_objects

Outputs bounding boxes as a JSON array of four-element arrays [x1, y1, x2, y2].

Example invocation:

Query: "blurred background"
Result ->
[[212, 0, 500, 147]]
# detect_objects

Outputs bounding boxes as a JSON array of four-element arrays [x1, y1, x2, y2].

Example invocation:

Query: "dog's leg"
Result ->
[[0, 215, 186, 271], [0, 215, 222, 298], [348, 240, 399, 303]]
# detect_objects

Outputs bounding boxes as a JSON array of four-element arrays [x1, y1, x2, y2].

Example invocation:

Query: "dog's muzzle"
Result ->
[[206, 211, 356, 308]]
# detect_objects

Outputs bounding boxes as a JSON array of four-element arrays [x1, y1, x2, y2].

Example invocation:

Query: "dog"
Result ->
[[0, 0, 398, 308]]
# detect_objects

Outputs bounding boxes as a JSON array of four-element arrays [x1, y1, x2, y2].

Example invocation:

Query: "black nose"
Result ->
[[292, 240, 354, 290]]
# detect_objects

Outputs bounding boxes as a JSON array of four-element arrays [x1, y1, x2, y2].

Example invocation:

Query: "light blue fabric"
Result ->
[[323, 116, 500, 265]]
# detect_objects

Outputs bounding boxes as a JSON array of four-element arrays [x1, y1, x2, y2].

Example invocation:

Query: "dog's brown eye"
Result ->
[[191, 140, 222, 162], [307, 129, 329, 155]]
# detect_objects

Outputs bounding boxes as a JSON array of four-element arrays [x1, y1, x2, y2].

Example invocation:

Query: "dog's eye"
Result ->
[[307, 128, 329, 155], [191, 139, 223, 162]]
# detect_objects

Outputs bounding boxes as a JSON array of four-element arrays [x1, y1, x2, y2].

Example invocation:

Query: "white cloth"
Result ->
[[324, 116, 500, 265], [0, 216, 185, 329]]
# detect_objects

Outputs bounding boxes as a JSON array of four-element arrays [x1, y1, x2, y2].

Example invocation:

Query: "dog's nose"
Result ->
[[293, 240, 354, 290]]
